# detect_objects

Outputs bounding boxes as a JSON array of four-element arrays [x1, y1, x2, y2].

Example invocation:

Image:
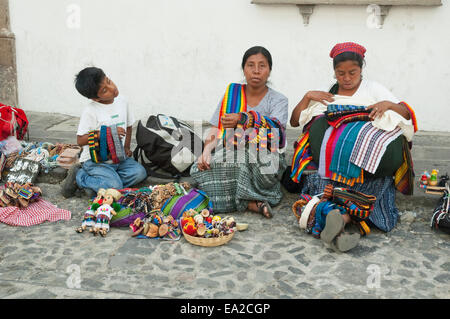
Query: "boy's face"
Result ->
[[94, 76, 119, 104]]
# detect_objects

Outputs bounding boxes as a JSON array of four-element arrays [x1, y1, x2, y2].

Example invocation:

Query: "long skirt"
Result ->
[[301, 173, 399, 232], [190, 147, 287, 213]]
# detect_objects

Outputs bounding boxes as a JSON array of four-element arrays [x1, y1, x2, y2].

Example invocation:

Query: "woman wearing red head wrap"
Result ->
[[290, 42, 411, 125], [287, 42, 417, 253]]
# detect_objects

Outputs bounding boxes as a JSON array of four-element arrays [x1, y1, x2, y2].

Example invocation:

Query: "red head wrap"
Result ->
[[330, 42, 366, 59]]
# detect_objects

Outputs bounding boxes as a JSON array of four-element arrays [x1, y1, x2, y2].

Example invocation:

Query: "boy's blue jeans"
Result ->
[[76, 158, 147, 192]]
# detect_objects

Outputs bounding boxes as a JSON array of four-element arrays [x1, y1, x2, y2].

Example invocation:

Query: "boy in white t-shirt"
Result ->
[[61, 67, 147, 198]]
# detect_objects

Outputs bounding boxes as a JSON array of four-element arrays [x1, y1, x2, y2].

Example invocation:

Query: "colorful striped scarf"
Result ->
[[218, 83, 247, 139], [350, 122, 403, 175], [329, 121, 366, 180], [290, 132, 313, 183]]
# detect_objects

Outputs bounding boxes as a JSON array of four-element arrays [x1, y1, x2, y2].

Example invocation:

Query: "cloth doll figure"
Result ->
[[76, 188, 106, 233], [93, 188, 123, 237]]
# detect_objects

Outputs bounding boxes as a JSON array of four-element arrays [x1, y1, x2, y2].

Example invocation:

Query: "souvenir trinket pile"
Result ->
[[0, 182, 42, 208], [180, 209, 236, 239], [130, 210, 181, 241]]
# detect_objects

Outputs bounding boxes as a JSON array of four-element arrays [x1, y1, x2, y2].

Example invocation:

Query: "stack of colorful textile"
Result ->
[[325, 104, 371, 128], [291, 102, 416, 195]]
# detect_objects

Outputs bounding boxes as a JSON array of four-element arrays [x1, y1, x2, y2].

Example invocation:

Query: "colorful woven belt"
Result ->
[[110, 124, 126, 162], [88, 130, 100, 163], [106, 126, 119, 164], [99, 125, 109, 162]]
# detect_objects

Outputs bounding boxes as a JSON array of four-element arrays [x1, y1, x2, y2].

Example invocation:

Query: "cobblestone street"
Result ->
[[0, 112, 449, 299]]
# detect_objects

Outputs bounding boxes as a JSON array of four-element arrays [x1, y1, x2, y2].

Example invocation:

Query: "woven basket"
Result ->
[[182, 230, 235, 247], [291, 199, 308, 220]]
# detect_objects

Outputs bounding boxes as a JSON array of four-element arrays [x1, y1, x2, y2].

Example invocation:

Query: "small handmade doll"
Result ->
[[92, 188, 123, 237], [76, 188, 106, 233]]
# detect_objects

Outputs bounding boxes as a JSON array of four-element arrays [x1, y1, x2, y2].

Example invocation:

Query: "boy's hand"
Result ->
[[124, 147, 133, 158], [117, 127, 126, 139]]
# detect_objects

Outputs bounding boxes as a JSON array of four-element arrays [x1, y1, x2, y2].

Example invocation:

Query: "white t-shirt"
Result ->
[[77, 95, 135, 163], [320, 79, 400, 104]]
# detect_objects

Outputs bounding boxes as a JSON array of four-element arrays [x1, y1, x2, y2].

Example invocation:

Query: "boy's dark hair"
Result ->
[[242, 46, 273, 70], [75, 67, 105, 99]]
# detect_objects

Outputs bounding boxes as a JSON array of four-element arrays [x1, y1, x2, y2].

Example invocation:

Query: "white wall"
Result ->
[[9, 0, 450, 132]]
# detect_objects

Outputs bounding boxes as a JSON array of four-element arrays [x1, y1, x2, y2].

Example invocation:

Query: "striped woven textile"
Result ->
[[290, 132, 313, 183], [350, 122, 403, 174], [230, 110, 286, 153], [318, 127, 333, 178], [324, 124, 346, 178], [190, 148, 286, 213], [329, 121, 366, 179], [331, 170, 364, 187], [327, 112, 371, 128], [0, 198, 71, 227], [218, 83, 247, 139], [394, 136, 414, 195], [326, 104, 367, 114], [161, 188, 212, 221]]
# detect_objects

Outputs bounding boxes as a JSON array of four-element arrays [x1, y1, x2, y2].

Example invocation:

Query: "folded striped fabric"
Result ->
[[327, 112, 371, 128], [326, 104, 367, 114], [350, 122, 403, 174], [290, 132, 313, 183], [331, 170, 364, 187], [318, 127, 333, 178], [394, 136, 414, 195], [324, 124, 346, 178], [329, 121, 366, 179]]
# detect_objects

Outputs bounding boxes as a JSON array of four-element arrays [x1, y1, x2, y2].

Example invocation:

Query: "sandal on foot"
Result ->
[[75, 227, 85, 233], [335, 232, 360, 252], [257, 201, 273, 219], [320, 209, 344, 245]]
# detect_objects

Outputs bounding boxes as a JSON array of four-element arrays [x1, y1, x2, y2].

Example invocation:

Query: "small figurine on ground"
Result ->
[[76, 188, 106, 233], [92, 188, 123, 237]]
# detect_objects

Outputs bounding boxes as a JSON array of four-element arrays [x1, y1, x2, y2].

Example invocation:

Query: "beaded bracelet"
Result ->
[[88, 130, 100, 163], [99, 125, 109, 162], [106, 126, 119, 164]]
